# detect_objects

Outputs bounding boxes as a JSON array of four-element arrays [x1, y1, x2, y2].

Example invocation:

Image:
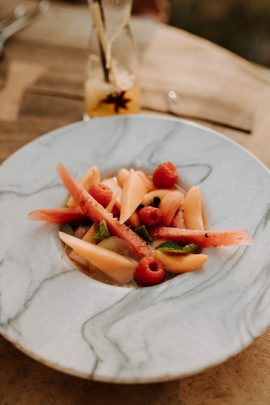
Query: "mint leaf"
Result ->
[[94, 220, 110, 242], [156, 241, 201, 254], [134, 225, 152, 243]]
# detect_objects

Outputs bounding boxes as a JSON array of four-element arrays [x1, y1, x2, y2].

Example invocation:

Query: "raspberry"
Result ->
[[89, 184, 113, 207], [134, 257, 165, 286], [138, 206, 163, 227], [152, 162, 178, 188]]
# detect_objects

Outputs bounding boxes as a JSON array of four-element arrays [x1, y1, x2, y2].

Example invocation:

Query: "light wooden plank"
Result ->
[[139, 24, 268, 131]]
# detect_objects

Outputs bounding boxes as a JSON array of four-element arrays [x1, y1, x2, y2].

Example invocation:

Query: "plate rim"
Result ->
[[1, 113, 270, 383], [2, 113, 269, 177]]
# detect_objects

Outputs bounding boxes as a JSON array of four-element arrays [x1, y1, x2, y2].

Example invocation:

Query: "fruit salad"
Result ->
[[28, 162, 252, 287]]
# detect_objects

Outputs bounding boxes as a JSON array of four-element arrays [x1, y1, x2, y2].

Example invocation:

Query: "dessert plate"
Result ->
[[1, 115, 270, 383]]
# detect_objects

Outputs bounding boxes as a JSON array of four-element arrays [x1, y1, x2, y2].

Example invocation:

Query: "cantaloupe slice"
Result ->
[[82, 224, 96, 243], [171, 209, 185, 229], [114, 199, 140, 226], [159, 191, 184, 226], [136, 171, 154, 191], [183, 186, 204, 230], [60, 232, 136, 284], [120, 169, 147, 224], [67, 165, 101, 208], [69, 249, 89, 268], [117, 168, 129, 188], [142, 189, 171, 206], [102, 177, 121, 198], [68, 225, 96, 268], [98, 236, 134, 257], [118, 169, 153, 192], [152, 250, 208, 273], [74, 225, 88, 239]]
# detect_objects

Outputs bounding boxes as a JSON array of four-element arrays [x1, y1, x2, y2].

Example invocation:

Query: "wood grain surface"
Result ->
[[1, 1, 270, 404]]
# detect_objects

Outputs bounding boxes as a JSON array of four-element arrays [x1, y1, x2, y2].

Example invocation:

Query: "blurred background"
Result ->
[[2, 0, 270, 67], [168, 0, 270, 67], [51, 0, 270, 67]]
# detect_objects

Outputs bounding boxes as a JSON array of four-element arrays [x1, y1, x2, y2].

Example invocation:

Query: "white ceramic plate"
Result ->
[[1, 115, 270, 383]]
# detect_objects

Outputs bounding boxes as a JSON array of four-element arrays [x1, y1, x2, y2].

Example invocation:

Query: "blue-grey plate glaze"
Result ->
[[1, 115, 270, 383]]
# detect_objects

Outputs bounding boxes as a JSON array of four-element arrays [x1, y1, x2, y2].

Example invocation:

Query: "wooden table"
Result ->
[[1, 1, 270, 404]]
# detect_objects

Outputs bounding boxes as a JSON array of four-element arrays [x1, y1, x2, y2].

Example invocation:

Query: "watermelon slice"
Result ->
[[28, 208, 87, 224], [67, 165, 100, 207], [151, 227, 252, 248]]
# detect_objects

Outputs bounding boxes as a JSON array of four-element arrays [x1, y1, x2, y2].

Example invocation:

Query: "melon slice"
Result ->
[[83, 224, 95, 242], [120, 169, 147, 224], [159, 191, 184, 226], [183, 186, 204, 230], [136, 171, 154, 191], [69, 225, 96, 268], [142, 189, 170, 206], [69, 250, 89, 268], [98, 236, 134, 257], [118, 169, 153, 192], [102, 177, 121, 198], [115, 199, 140, 227], [171, 209, 185, 229], [67, 165, 100, 208], [117, 168, 129, 188], [152, 250, 208, 273], [60, 232, 136, 284]]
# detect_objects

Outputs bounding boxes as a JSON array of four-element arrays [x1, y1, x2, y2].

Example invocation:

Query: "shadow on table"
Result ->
[[1, 330, 270, 404]]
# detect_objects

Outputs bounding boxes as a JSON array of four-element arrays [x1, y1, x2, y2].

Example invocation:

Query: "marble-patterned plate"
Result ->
[[1, 115, 270, 383]]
